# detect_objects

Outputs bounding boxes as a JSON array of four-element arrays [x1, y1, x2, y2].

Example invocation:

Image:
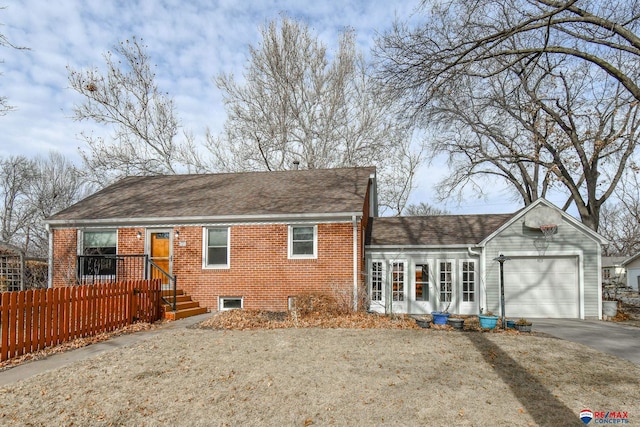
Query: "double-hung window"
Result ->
[[289, 225, 317, 259], [204, 227, 229, 268], [80, 230, 117, 277]]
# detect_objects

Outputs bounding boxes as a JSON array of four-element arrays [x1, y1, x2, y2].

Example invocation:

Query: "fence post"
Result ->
[[1, 292, 9, 361], [129, 281, 136, 324]]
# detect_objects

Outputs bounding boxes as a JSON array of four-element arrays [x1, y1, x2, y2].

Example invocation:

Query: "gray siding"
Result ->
[[484, 214, 601, 318]]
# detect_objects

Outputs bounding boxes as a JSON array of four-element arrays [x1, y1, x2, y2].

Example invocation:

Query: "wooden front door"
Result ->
[[150, 231, 171, 285]]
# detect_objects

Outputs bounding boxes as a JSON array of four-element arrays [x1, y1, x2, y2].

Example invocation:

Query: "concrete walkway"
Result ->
[[532, 319, 640, 365], [0, 312, 213, 387]]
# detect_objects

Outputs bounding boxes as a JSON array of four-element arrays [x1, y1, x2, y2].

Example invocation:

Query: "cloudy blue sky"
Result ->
[[0, 0, 524, 214]]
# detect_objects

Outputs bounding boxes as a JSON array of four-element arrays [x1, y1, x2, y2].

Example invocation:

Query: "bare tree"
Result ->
[[376, 1, 640, 230], [376, 0, 640, 103], [68, 37, 205, 186], [599, 168, 640, 256], [0, 155, 36, 246], [403, 202, 449, 216], [1, 6, 27, 116], [25, 152, 90, 256], [0, 153, 87, 256], [210, 17, 422, 214]]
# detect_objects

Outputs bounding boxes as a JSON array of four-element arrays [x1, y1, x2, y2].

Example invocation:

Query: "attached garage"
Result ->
[[504, 256, 579, 318], [366, 198, 606, 319]]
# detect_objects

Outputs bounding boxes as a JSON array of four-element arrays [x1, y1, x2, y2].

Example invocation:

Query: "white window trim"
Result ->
[[202, 226, 230, 269], [77, 229, 118, 279], [219, 296, 243, 311], [77, 229, 118, 255], [391, 261, 406, 302], [288, 224, 318, 259], [370, 260, 384, 302], [460, 259, 477, 303], [414, 262, 430, 302], [438, 259, 455, 306]]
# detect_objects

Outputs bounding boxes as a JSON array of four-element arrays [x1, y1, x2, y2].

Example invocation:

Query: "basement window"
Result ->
[[219, 297, 243, 311]]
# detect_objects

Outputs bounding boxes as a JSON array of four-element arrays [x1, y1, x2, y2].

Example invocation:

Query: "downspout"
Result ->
[[468, 247, 483, 314], [353, 215, 359, 311], [46, 223, 53, 289]]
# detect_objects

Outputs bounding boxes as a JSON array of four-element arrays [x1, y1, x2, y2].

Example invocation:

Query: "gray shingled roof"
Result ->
[[367, 214, 514, 246], [47, 167, 375, 223]]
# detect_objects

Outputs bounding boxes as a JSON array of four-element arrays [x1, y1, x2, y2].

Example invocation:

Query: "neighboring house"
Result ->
[[601, 256, 627, 286], [622, 252, 640, 292], [366, 199, 607, 319], [44, 167, 377, 312]]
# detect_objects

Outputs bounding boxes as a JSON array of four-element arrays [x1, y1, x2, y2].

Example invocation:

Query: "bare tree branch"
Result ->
[[210, 17, 422, 214], [68, 37, 205, 185], [376, 0, 640, 230]]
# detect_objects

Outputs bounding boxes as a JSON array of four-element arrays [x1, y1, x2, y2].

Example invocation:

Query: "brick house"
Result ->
[[45, 168, 606, 319], [45, 167, 377, 314]]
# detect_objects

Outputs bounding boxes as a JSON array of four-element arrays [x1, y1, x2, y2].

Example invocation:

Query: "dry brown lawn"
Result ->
[[0, 307, 638, 426]]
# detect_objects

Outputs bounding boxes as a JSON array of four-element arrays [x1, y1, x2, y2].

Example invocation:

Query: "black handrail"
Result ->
[[77, 254, 177, 312], [77, 254, 147, 285], [147, 259, 178, 312]]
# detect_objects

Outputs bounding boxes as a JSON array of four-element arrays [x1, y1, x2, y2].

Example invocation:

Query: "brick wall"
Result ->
[[51, 228, 77, 287], [51, 221, 364, 312], [172, 222, 362, 311]]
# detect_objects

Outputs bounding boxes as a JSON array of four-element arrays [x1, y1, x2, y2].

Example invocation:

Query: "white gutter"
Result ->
[[353, 215, 359, 311], [46, 223, 53, 289], [367, 244, 476, 250], [44, 211, 364, 228], [467, 247, 481, 257]]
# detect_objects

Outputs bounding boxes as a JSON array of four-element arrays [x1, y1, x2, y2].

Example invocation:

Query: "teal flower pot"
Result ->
[[479, 315, 498, 329]]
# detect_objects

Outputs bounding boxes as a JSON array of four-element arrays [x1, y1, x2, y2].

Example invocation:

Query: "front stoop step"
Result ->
[[162, 290, 208, 320]]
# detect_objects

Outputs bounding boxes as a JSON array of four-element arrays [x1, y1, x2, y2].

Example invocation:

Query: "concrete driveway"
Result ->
[[533, 319, 640, 365]]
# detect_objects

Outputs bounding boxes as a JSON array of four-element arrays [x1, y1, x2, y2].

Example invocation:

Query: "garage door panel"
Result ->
[[504, 257, 578, 318]]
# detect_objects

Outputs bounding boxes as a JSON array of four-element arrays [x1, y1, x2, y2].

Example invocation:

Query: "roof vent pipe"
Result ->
[[293, 160, 300, 170]]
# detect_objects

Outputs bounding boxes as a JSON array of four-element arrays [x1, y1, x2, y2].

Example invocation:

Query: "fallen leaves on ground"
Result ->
[[0, 322, 158, 372], [197, 309, 421, 330]]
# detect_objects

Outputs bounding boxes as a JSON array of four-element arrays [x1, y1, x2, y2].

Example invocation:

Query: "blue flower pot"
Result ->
[[431, 312, 450, 325], [479, 315, 498, 329], [506, 320, 515, 329]]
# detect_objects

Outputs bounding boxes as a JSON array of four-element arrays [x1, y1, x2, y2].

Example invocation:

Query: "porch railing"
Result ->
[[76, 254, 177, 312]]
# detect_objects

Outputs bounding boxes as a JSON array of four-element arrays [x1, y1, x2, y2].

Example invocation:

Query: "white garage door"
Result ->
[[504, 256, 579, 318]]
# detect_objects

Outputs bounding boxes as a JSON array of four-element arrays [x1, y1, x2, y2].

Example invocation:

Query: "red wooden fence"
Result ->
[[0, 279, 161, 362]]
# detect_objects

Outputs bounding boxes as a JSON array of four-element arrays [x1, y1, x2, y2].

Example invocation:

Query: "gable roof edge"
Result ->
[[479, 198, 608, 246], [622, 251, 640, 266]]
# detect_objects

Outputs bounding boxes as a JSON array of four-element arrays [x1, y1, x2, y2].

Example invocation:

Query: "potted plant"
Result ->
[[514, 318, 532, 332], [447, 315, 465, 330], [415, 317, 431, 328], [431, 301, 451, 325], [478, 309, 499, 330]]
